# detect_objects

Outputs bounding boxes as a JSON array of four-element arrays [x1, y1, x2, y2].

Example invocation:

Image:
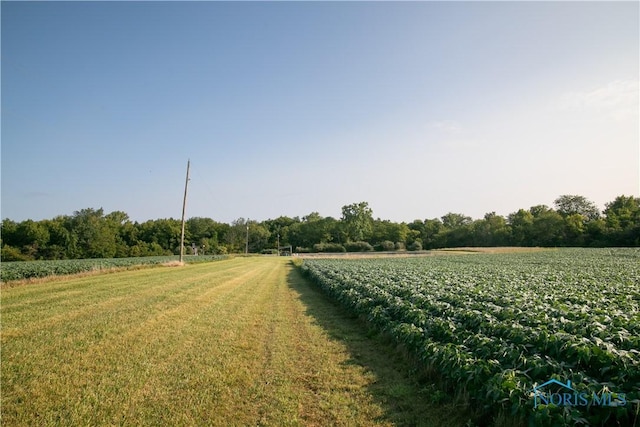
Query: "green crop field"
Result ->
[[0, 255, 227, 282], [1, 256, 465, 427], [299, 248, 640, 426]]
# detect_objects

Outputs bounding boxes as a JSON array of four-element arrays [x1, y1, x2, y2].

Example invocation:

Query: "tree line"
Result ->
[[1, 194, 638, 261]]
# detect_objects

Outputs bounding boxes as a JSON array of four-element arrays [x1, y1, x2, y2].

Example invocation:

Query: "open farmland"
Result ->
[[299, 248, 640, 426], [1, 256, 467, 426]]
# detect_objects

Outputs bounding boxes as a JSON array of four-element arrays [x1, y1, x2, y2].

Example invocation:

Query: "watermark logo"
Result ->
[[531, 379, 626, 409]]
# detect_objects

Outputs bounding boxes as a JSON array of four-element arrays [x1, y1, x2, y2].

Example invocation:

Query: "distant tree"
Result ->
[[187, 217, 221, 254], [69, 208, 119, 258], [118, 221, 141, 256], [16, 219, 51, 259], [422, 218, 444, 249], [529, 207, 564, 246], [0, 219, 28, 261], [0, 219, 19, 247], [472, 212, 510, 246], [286, 222, 305, 250], [104, 211, 132, 257], [105, 210, 129, 226], [247, 220, 271, 253], [407, 228, 421, 245], [562, 213, 586, 246], [584, 218, 607, 246], [406, 220, 425, 238], [407, 220, 428, 248], [373, 219, 409, 246], [604, 195, 640, 230], [529, 205, 552, 217], [303, 212, 323, 223], [222, 218, 271, 253], [508, 209, 534, 246], [341, 202, 373, 242], [138, 218, 181, 254], [262, 216, 298, 249], [603, 195, 640, 245], [225, 218, 249, 253], [554, 195, 600, 221], [288, 213, 337, 249], [329, 218, 349, 244], [440, 212, 472, 229], [438, 213, 473, 247], [306, 214, 336, 244], [40, 216, 73, 259]]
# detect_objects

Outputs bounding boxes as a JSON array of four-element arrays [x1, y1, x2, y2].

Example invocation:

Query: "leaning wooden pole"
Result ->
[[179, 159, 190, 263]]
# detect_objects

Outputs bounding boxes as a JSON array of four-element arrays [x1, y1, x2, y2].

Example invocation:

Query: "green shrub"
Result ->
[[312, 243, 346, 253], [1, 245, 31, 262], [375, 240, 396, 251], [407, 240, 423, 251], [344, 241, 374, 252]]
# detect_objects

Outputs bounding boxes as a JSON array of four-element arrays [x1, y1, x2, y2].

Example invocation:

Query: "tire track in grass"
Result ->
[[246, 259, 299, 425]]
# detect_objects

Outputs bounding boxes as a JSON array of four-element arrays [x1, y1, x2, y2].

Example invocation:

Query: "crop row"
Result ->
[[0, 255, 227, 282], [299, 249, 640, 426]]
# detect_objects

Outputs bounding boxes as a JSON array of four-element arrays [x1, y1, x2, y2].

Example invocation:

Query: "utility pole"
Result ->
[[179, 159, 190, 263], [277, 233, 280, 256]]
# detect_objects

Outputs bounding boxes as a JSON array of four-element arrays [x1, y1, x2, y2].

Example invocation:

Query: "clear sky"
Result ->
[[2, 1, 638, 223]]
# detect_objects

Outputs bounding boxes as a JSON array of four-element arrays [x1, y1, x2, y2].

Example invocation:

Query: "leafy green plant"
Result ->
[[298, 248, 640, 426]]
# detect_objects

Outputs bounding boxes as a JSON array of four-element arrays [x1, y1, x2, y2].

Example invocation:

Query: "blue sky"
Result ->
[[2, 1, 638, 223]]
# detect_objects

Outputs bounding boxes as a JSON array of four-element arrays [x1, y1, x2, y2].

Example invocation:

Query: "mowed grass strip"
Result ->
[[2, 257, 467, 426]]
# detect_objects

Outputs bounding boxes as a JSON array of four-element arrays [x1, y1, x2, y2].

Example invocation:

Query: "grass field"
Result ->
[[1, 257, 468, 426]]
